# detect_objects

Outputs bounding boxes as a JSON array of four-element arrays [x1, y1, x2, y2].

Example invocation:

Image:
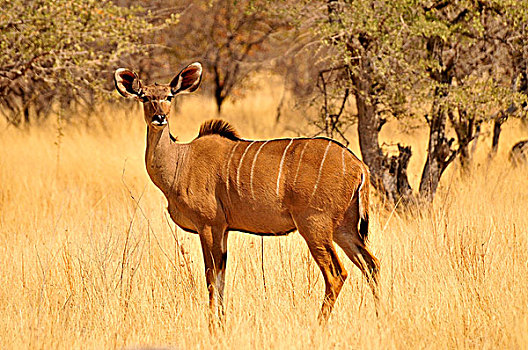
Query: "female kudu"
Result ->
[[114, 62, 380, 324]]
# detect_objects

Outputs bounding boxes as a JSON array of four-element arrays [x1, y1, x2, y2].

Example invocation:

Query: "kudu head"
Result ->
[[114, 62, 202, 129]]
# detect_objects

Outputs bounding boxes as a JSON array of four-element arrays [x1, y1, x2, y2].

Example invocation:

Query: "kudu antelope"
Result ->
[[114, 63, 380, 323]]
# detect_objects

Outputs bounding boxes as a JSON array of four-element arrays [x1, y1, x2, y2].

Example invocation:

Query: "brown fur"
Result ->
[[114, 63, 380, 326]]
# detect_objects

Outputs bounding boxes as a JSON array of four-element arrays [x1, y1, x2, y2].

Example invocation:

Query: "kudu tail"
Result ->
[[357, 171, 370, 244]]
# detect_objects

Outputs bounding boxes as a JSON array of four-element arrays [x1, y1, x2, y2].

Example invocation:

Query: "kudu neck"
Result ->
[[145, 124, 172, 160], [145, 122, 187, 195]]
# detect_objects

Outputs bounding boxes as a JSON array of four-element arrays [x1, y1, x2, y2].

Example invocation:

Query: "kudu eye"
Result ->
[[136, 91, 149, 103], [167, 95, 174, 102]]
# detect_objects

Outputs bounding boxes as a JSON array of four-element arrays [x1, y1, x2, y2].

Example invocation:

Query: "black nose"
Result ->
[[152, 114, 167, 126]]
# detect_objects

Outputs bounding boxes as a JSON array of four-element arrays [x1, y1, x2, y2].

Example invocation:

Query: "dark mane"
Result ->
[[197, 119, 240, 141]]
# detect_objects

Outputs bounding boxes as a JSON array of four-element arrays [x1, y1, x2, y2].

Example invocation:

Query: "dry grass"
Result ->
[[1, 86, 528, 349]]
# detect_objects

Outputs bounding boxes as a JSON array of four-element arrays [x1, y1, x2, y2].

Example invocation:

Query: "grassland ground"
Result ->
[[1, 86, 527, 349]]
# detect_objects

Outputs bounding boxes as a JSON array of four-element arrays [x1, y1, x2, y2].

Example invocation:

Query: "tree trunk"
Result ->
[[470, 123, 481, 159], [214, 88, 225, 115], [213, 63, 226, 115], [418, 35, 460, 202], [419, 89, 454, 202], [355, 70, 414, 205], [356, 78, 384, 183], [490, 66, 526, 158], [448, 109, 480, 170], [490, 111, 507, 157], [23, 105, 30, 126]]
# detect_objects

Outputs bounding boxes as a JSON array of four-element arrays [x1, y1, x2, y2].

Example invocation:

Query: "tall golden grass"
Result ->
[[1, 84, 527, 349]]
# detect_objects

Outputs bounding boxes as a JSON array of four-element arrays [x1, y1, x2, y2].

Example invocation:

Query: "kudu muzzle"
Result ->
[[151, 114, 167, 126]]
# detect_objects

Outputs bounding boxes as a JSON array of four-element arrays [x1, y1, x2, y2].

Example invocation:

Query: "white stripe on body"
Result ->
[[276, 139, 294, 197], [310, 140, 333, 200], [342, 147, 352, 208], [225, 142, 240, 194], [345, 165, 366, 212], [236, 141, 256, 195], [293, 140, 310, 187], [250, 140, 270, 200], [357, 171, 365, 217]]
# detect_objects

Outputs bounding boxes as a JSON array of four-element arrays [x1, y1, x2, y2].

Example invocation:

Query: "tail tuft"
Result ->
[[357, 170, 370, 244], [359, 214, 369, 244]]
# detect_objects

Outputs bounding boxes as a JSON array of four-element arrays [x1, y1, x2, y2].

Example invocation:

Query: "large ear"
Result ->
[[114, 68, 142, 98], [170, 62, 202, 95]]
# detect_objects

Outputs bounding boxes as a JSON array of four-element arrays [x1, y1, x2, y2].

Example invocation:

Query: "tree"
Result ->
[[162, 0, 287, 114], [280, 0, 526, 204], [0, 0, 176, 126], [289, 0, 425, 204], [486, 1, 528, 157]]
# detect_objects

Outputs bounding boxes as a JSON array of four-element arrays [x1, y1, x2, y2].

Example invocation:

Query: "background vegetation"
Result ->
[[2, 0, 527, 204], [1, 93, 527, 349], [1, 0, 528, 348]]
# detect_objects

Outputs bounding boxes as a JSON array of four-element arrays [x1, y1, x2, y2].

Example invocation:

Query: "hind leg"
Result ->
[[334, 226, 380, 301], [294, 215, 348, 323]]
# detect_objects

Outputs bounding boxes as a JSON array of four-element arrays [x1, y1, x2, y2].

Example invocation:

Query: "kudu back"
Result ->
[[114, 63, 380, 324]]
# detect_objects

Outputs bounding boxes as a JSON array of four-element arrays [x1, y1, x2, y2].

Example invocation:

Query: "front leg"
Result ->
[[198, 225, 229, 327]]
